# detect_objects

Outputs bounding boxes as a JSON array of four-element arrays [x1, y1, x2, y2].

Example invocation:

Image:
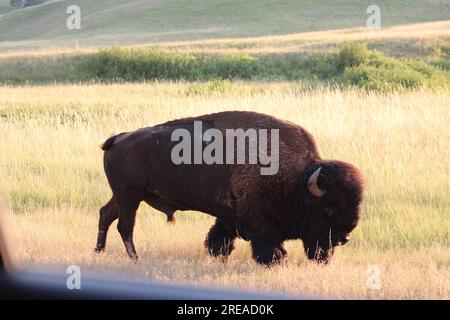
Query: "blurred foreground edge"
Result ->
[[0, 201, 307, 300], [0, 271, 307, 300]]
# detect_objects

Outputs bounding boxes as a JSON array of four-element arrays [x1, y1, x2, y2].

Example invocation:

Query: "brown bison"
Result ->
[[95, 111, 364, 265]]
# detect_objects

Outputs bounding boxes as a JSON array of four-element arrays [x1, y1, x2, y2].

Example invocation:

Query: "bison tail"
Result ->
[[101, 136, 117, 151], [101, 132, 128, 151]]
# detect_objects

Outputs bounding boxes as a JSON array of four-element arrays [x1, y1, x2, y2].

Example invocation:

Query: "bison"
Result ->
[[94, 111, 364, 265]]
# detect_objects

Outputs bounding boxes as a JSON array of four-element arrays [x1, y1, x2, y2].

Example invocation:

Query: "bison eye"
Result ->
[[324, 207, 336, 217]]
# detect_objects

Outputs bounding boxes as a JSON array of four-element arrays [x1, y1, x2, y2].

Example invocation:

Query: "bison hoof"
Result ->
[[94, 247, 105, 254], [207, 242, 235, 258], [253, 246, 286, 267], [307, 248, 332, 264], [129, 254, 139, 262]]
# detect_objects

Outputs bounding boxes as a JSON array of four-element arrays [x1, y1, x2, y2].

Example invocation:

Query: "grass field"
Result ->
[[1, 23, 449, 90], [0, 0, 449, 50], [0, 82, 448, 299], [0, 0, 449, 300]]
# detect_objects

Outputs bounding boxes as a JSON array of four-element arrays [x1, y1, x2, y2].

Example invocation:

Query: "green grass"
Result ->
[[0, 0, 16, 15], [0, 0, 449, 46], [0, 52, 90, 83], [1, 43, 449, 91]]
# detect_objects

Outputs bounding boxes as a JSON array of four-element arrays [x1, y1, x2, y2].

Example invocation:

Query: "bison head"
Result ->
[[299, 160, 364, 263]]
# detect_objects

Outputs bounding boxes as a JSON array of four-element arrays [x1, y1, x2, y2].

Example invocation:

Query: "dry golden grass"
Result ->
[[153, 20, 450, 55], [0, 82, 449, 299], [1, 20, 449, 57]]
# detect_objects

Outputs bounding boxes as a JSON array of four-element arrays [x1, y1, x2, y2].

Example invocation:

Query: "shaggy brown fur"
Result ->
[[95, 111, 364, 265]]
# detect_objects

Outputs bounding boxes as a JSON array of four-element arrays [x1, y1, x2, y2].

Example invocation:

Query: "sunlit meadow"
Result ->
[[0, 82, 448, 299]]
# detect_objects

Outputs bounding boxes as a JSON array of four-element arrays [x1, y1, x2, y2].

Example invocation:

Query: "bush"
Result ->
[[202, 55, 260, 79], [86, 48, 264, 81], [86, 48, 198, 81], [10, 0, 24, 8], [24, 0, 44, 7], [6, 43, 448, 90], [337, 43, 371, 71], [336, 43, 450, 90], [342, 65, 427, 91], [11, 0, 44, 8]]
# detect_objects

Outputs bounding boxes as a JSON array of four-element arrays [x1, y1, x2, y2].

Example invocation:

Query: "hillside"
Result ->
[[0, 1, 14, 15], [0, 0, 449, 50]]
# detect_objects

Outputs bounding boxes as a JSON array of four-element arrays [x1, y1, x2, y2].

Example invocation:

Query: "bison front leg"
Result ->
[[205, 219, 237, 260], [95, 196, 119, 253], [242, 218, 286, 266], [251, 240, 286, 266]]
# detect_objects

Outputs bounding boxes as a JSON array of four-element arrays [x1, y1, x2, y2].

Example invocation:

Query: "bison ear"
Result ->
[[307, 167, 327, 198]]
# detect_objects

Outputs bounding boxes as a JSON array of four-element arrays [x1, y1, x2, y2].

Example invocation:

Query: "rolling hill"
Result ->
[[0, 0, 449, 50]]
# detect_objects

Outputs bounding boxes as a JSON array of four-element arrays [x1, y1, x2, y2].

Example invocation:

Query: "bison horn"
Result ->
[[308, 167, 327, 198]]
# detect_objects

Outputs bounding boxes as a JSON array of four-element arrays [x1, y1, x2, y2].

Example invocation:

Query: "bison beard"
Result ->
[[95, 111, 364, 266]]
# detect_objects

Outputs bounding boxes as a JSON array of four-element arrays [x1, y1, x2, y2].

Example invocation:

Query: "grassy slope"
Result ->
[[153, 21, 450, 57], [0, 83, 449, 298], [0, 22, 448, 87], [0, 0, 16, 15], [0, 0, 449, 48], [1, 20, 449, 56]]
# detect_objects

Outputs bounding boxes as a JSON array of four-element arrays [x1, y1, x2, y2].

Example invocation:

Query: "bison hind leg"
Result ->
[[95, 196, 120, 253], [205, 219, 237, 260]]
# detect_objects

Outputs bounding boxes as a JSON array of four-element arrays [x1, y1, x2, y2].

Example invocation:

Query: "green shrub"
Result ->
[[336, 43, 450, 90], [337, 43, 371, 71], [298, 53, 338, 79], [3, 43, 449, 91], [86, 48, 262, 81], [429, 43, 450, 71], [86, 47, 198, 81], [202, 55, 260, 79], [432, 58, 450, 71], [10, 0, 24, 8], [438, 42, 450, 57], [342, 65, 426, 91]]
